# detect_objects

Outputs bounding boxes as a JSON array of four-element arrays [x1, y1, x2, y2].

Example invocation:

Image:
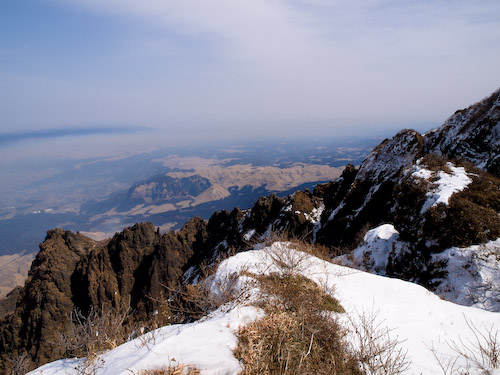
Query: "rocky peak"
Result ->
[[356, 129, 424, 184], [425, 88, 500, 177]]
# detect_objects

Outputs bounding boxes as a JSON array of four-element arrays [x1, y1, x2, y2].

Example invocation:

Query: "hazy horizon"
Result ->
[[1, 0, 499, 146]]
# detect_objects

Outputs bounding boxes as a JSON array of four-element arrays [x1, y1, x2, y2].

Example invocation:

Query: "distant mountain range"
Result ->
[[0, 138, 376, 257]]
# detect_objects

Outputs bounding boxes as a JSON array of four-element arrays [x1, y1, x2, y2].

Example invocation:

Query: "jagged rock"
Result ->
[[245, 195, 286, 235], [0, 287, 22, 319], [425, 88, 500, 177], [0, 229, 95, 370], [130, 175, 212, 203], [316, 129, 424, 248]]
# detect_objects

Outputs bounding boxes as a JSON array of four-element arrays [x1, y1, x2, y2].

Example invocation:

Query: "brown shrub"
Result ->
[[420, 154, 452, 173], [58, 304, 132, 360], [131, 364, 200, 375], [423, 167, 500, 251], [256, 273, 344, 314], [235, 272, 358, 374]]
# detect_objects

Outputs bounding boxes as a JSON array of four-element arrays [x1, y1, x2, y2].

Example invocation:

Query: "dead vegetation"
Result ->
[[7, 352, 32, 375], [235, 272, 359, 375], [58, 304, 132, 359], [32, 237, 413, 375], [428, 317, 499, 375], [235, 243, 410, 375], [347, 310, 410, 375], [129, 363, 200, 375]]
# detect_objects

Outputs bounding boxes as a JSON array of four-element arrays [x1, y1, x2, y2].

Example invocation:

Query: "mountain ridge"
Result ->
[[1, 88, 499, 372]]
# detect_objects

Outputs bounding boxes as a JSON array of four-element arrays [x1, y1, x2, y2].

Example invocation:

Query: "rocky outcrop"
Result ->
[[0, 229, 96, 369], [425, 88, 500, 177], [316, 129, 424, 247], [130, 175, 212, 203]]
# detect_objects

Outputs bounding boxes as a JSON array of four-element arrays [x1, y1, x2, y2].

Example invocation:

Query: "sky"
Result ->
[[1, 0, 500, 146]]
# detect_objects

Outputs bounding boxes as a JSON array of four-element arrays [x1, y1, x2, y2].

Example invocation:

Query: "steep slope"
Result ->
[[426, 88, 500, 177]]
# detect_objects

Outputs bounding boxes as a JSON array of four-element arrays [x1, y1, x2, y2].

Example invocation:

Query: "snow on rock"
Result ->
[[243, 229, 255, 241], [214, 244, 500, 375], [432, 238, 500, 312], [343, 224, 400, 275], [424, 88, 500, 176], [412, 161, 472, 212], [356, 130, 422, 184], [27, 306, 264, 375], [304, 203, 324, 240]]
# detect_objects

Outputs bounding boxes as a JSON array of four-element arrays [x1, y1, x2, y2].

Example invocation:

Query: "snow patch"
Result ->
[[412, 161, 472, 212], [342, 224, 400, 275], [28, 306, 264, 375], [215, 244, 500, 375], [433, 239, 500, 312], [28, 242, 500, 375], [304, 204, 325, 241], [243, 229, 255, 241]]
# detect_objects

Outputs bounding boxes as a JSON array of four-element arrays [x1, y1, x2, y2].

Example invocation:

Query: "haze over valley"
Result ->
[[0, 135, 378, 257]]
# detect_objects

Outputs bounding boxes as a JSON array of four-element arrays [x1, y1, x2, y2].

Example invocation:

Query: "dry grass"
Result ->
[[58, 304, 132, 360], [235, 270, 358, 375], [421, 154, 453, 173], [164, 248, 249, 323], [256, 273, 344, 314], [235, 242, 412, 375], [131, 363, 200, 375], [7, 352, 32, 375], [166, 272, 244, 323], [428, 317, 499, 375], [252, 230, 333, 262], [348, 310, 410, 375]]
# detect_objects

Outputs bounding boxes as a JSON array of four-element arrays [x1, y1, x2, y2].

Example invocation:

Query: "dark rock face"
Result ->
[[0, 198, 292, 371], [0, 287, 22, 319], [0, 223, 198, 371], [0, 229, 95, 368], [316, 130, 424, 248], [425, 88, 500, 177]]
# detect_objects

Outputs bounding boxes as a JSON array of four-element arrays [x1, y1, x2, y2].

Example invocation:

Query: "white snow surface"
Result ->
[[412, 161, 472, 212], [433, 238, 500, 312], [28, 306, 265, 375], [345, 223, 500, 312], [345, 224, 400, 275], [28, 242, 499, 375]]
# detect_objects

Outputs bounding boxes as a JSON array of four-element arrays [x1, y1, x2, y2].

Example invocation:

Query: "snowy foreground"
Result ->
[[29, 242, 499, 375]]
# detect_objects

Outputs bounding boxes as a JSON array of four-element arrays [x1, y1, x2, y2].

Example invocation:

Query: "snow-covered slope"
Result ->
[[342, 224, 500, 312], [29, 243, 500, 375]]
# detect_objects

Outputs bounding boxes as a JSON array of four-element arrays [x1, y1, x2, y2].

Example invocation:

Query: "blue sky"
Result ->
[[1, 0, 500, 144]]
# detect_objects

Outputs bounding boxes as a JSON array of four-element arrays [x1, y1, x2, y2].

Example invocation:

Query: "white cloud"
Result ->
[[6, 0, 500, 136]]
